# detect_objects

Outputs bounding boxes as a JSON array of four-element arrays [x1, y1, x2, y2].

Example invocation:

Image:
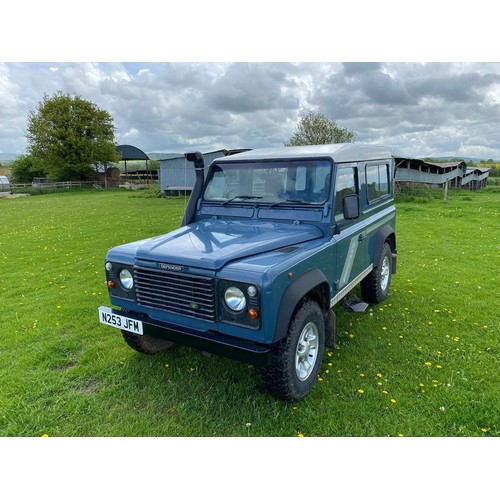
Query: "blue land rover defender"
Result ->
[[99, 144, 397, 401]]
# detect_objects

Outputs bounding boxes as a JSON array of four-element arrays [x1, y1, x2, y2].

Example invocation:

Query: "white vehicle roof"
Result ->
[[216, 143, 394, 164]]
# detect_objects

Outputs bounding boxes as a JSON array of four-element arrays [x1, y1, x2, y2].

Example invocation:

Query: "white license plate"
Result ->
[[98, 306, 143, 335]]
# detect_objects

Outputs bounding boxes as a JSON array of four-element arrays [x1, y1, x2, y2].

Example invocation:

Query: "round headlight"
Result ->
[[119, 269, 134, 290], [105, 262, 113, 272], [224, 286, 246, 312]]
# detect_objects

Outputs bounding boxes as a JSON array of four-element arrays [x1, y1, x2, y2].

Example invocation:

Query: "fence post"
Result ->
[[444, 178, 449, 200]]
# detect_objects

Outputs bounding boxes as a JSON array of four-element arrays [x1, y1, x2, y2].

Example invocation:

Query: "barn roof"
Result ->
[[116, 144, 150, 161]]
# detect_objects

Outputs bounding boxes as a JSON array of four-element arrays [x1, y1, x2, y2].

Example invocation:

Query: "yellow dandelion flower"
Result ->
[[425, 362, 432, 366], [382, 326, 388, 331], [377, 373, 383, 378], [481, 428, 489, 433], [41, 434, 49, 438], [391, 399, 397, 404], [436, 365, 443, 369], [357, 389, 365, 394], [377, 381, 383, 386], [297, 433, 304, 437]]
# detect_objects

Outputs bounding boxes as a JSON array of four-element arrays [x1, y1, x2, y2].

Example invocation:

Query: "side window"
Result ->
[[380, 164, 390, 195], [334, 167, 358, 221], [366, 164, 390, 203]]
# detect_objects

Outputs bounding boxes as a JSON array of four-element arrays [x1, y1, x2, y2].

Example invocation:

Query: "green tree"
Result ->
[[9, 155, 46, 183], [284, 111, 356, 146], [26, 92, 120, 181]]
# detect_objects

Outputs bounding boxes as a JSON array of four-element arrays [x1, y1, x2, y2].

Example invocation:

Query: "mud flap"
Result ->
[[323, 308, 336, 348]]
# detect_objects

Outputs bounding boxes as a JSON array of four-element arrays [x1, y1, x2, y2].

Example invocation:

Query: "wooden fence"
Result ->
[[0, 180, 108, 191]]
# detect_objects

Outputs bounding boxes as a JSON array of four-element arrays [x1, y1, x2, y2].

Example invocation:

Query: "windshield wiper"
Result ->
[[221, 195, 263, 205]]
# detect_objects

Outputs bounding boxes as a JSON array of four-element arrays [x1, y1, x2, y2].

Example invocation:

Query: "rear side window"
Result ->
[[334, 167, 358, 221], [366, 164, 390, 203]]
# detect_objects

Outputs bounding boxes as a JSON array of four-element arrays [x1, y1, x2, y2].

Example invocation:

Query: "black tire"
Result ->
[[361, 242, 392, 304], [122, 331, 175, 355], [261, 299, 325, 402]]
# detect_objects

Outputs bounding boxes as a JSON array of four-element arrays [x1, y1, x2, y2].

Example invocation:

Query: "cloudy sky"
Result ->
[[2, 3, 499, 160]]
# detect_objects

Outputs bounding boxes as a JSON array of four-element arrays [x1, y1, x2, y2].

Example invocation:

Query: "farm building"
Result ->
[[395, 158, 467, 188], [159, 149, 250, 196], [395, 158, 490, 190], [116, 144, 151, 181], [461, 166, 490, 190]]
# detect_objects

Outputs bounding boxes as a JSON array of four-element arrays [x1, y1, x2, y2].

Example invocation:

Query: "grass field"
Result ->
[[0, 187, 498, 437]]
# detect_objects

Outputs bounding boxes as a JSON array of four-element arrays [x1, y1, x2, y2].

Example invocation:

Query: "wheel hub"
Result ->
[[297, 340, 311, 358]]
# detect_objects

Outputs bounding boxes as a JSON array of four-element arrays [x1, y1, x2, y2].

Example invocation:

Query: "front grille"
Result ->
[[134, 267, 216, 321]]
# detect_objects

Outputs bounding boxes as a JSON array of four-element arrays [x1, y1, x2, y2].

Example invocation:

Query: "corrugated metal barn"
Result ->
[[395, 158, 490, 190], [461, 167, 490, 189], [159, 149, 250, 195]]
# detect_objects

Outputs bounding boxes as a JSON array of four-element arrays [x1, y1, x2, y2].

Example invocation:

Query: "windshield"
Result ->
[[203, 159, 332, 205]]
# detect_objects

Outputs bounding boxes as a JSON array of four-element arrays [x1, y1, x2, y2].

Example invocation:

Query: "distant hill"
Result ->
[[0, 152, 183, 163], [147, 152, 182, 160], [0, 153, 20, 163], [421, 156, 499, 163]]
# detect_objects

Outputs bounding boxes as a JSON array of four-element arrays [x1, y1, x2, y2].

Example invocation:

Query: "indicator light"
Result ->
[[248, 308, 259, 319]]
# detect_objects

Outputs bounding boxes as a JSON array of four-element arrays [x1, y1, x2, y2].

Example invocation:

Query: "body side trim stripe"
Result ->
[[330, 265, 373, 308]]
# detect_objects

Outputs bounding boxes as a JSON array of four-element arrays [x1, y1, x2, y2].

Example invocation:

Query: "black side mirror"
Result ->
[[343, 194, 359, 220]]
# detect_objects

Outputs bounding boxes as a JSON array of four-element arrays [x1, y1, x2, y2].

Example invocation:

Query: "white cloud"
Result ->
[[1, 62, 500, 159]]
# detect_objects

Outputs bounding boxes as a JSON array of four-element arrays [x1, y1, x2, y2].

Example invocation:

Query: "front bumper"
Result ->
[[99, 306, 272, 366]]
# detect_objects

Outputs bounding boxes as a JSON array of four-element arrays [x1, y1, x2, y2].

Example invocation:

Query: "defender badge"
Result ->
[[159, 263, 183, 272]]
